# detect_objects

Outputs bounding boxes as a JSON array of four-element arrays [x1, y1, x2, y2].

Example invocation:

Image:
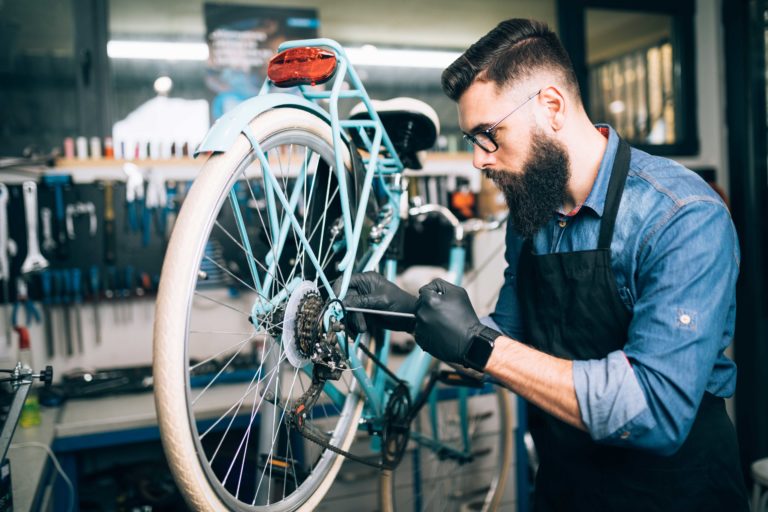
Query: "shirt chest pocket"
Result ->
[[617, 286, 635, 310]]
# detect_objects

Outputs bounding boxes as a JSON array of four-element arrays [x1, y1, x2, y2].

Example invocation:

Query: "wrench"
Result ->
[[0, 184, 10, 345], [41, 207, 56, 252], [20, 181, 50, 275]]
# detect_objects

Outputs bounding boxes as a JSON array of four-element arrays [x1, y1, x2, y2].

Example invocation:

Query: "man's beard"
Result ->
[[483, 130, 570, 239]]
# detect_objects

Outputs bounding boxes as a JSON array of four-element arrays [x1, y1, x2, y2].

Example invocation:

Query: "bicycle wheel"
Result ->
[[380, 377, 513, 512], [154, 108, 375, 511]]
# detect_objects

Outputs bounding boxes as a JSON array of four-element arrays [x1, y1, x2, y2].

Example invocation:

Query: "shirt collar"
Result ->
[[578, 124, 619, 218]]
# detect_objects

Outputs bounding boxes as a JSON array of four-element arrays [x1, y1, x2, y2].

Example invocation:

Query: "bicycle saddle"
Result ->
[[349, 98, 440, 170]]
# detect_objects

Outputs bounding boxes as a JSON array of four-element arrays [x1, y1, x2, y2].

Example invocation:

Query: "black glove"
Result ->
[[414, 278, 500, 370], [340, 271, 417, 334]]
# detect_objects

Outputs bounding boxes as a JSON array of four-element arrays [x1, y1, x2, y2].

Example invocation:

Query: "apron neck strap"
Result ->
[[598, 138, 631, 249]]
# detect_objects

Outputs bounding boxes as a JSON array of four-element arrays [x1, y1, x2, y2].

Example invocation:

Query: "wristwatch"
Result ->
[[462, 326, 501, 372]]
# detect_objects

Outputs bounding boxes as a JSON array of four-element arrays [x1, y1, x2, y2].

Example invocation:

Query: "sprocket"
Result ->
[[382, 384, 412, 468]]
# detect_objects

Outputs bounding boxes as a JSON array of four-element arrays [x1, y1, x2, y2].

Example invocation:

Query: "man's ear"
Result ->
[[538, 85, 566, 132]]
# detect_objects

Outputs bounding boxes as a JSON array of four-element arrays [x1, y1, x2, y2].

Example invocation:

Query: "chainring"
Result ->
[[382, 384, 412, 468]]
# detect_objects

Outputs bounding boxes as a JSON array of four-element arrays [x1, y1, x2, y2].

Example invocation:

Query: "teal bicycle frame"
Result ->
[[199, 37, 495, 465], [236, 37, 463, 416]]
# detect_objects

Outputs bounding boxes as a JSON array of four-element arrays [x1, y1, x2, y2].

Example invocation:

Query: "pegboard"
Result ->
[[3, 179, 170, 305]]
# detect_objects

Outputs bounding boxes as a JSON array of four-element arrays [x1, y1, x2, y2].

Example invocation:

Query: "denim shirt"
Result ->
[[486, 125, 740, 456]]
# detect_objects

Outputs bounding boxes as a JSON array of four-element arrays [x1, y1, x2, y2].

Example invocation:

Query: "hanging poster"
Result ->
[[204, 4, 319, 118]]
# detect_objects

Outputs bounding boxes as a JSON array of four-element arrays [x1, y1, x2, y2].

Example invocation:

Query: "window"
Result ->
[[558, 0, 698, 155]]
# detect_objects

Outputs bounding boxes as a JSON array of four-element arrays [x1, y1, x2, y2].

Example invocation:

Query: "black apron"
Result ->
[[516, 139, 748, 512]]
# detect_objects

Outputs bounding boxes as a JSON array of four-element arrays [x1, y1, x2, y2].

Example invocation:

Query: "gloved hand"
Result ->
[[414, 278, 493, 367], [340, 271, 417, 334]]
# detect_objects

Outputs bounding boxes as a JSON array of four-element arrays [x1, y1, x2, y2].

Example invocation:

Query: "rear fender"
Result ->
[[195, 93, 340, 155]]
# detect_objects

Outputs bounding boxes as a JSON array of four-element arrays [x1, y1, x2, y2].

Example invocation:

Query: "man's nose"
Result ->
[[472, 145, 496, 170]]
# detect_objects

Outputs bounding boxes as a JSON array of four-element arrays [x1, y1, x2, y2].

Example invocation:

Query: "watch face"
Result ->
[[464, 335, 494, 371]]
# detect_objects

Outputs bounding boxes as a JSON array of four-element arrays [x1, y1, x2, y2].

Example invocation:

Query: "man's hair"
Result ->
[[441, 19, 581, 102]]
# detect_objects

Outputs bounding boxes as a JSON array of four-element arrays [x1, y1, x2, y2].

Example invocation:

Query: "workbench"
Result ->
[[8, 380, 525, 511]]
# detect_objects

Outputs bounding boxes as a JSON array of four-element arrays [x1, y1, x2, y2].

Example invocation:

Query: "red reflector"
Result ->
[[267, 47, 337, 88]]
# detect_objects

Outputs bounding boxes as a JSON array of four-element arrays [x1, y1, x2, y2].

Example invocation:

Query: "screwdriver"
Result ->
[[40, 270, 54, 358], [89, 266, 102, 345], [72, 268, 84, 353], [60, 269, 74, 356], [344, 307, 415, 319]]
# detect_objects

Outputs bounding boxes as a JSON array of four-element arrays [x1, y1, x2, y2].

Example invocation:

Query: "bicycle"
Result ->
[[153, 38, 512, 511]]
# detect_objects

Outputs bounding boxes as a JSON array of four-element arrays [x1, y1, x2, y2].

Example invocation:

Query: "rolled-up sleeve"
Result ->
[[573, 199, 739, 455]]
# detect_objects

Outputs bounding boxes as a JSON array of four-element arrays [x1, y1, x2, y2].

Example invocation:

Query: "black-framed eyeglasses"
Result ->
[[462, 89, 541, 153]]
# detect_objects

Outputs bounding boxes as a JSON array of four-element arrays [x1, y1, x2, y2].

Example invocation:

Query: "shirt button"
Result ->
[[620, 431, 631, 440], [558, 220, 567, 228], [680, 314, 691, 325]]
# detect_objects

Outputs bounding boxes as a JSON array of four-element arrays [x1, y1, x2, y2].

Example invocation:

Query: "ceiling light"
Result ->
[[106, 40, 461, 69], [107, 41, 209, 61], [154, 76, 173, 95]]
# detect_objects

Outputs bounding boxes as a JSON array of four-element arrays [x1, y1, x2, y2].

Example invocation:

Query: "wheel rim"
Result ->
[[177, 129, 369, 510]]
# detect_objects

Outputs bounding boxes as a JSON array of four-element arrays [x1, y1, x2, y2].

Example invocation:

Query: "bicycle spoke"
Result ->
[[254, 367, 301, 504], [227, 188, 263, 293], [259, 152, 288, 286], [203, 254, 258, 293], [199, 346, 281, 441], [193, 291, 251, 316], [213, 219, 285, 290], [190, 335, 257, 372], [157, 117, 377, 510], [191, 339, 255, 406]]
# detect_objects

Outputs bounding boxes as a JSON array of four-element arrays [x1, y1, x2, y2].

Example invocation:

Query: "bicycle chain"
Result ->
[[296, 291, 323, 356], [281, 304, 416, 470], [292, 419, 390, 470]]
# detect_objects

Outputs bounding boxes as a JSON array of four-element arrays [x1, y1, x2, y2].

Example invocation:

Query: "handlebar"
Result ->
[[408, 202, 507, 242]]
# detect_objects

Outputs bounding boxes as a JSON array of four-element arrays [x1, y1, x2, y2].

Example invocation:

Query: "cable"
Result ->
[[9, 441, 75, 512]]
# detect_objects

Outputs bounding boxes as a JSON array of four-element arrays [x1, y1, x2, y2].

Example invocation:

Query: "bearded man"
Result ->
[[344, 18, 748, 511]]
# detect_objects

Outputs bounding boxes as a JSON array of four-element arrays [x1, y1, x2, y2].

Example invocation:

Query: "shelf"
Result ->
[[46, 152, 481, 190]]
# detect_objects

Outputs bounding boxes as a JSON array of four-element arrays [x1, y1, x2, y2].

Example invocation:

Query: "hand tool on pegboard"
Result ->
[[59, 269, 74, 356], [89, 265, 102, 345], [144, 170, 167, 246], [103, 182, 117, 264], [72, 268, 84, 353], [41, 175, 71, 260], [65, 202, 97, 240], [20, 181, 49, 275], [40, 207, 56, 254], [11, 277, 41, 328], [105, 265, 118, 323], [40, 270, 55, 358], [124, 163, 144, 234]]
